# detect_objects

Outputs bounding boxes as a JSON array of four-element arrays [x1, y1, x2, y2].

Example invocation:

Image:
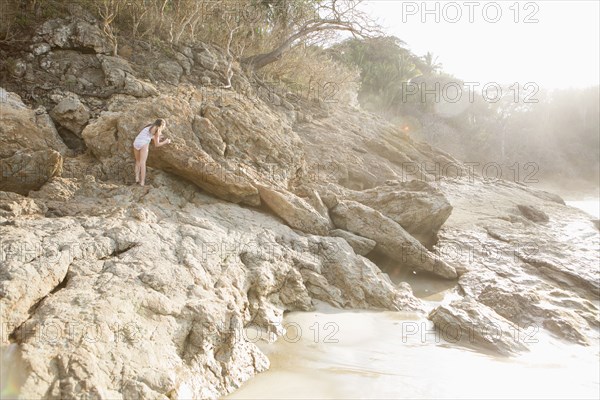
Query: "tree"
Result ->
[[328, 36, 423, 112], [242, 0, 381, 70], [417, 52, 443, 76], [97, 0, 125, 56]]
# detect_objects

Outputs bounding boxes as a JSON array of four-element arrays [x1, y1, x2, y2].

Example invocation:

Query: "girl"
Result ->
[[132, 118, 171, 186]]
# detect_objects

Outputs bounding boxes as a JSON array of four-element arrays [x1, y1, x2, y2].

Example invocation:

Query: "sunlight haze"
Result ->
[[364, 0, 600, 89]]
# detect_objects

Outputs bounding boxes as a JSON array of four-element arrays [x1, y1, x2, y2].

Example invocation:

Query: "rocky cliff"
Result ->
[[1, 17, 598, 399]]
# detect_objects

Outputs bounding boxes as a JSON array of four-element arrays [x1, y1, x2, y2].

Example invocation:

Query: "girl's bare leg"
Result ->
[[139, 144, 149, 186], [133, 147, 141, 183]]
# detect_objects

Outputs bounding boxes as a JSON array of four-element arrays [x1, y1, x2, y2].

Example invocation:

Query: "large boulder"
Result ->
[[428, 297, 529, 356], [0, 88, 67, 194], [257, 185, 332, 236], [34, 18, 113, 55], [152, 142, 260, 205], [330, 200, 457, 279], [0, 88, 68, 157], [0, 149, 63, 194], [344, 180, 453, 246], [329, 229, 376, 256], [517, 204, 549, 223], [98, 55, 159, 98], [82, 109, 259, 205], [82, 89, 305, 209], [50, 95, 91, 136]]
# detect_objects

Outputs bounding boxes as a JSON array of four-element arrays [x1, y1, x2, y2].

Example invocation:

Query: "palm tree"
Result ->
[[419, 52, 443, 76]]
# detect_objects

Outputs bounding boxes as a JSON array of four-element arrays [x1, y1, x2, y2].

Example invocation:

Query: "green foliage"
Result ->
[[328, 36, 430, 113]]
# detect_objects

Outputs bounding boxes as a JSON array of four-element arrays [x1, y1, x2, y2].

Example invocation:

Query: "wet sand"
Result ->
[[226, 300, 599, 399]]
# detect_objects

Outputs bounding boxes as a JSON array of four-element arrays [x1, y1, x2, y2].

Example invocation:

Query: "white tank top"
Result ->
[[134, 126, 153, 146]]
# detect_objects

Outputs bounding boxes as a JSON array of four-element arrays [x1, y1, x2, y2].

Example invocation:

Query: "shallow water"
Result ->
[[227, 302, 600, 399], [228, 260, 600, 400]]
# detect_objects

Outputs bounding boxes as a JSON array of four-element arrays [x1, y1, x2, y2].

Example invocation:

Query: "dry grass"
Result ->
[[262, 45, 361, 106]]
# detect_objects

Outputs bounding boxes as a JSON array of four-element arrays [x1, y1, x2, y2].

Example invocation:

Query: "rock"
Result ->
[[98, 55, 158, 97], [174, 52, 193, 75], [329, 229, 376, 256], [94, 115, 256, 203], [1, 173, 422, 399], [151, 142, 260, 206], [257, 185, 332, 236], [117, 43, 133, 59], [437, 176, 599, 347], [36, 50, 105, 93], [157, 61, 184, 85], [428, 297, 529, 356], [517, 204, 549, 223], [192, 116, 225, 157], [201, 76, 211, 86], [317, 237, 424, 311], [0, 88, 68, 194], [330, 200, 457, 279], [0, 191, 47, 219], [0, 87, 27, 110], [523, 186, 565, 205], [193, 45, 227, 72], [0, 150, 63, 194], [477, 284, 540, 323], [177, 45, 194, 59], [0, 89, 68, 156], [7, 58, 27, 78], [344, 180, 453, 246], [31, 42, 51, 56], [82, 90, 304, 208], [297, 188, 331, 223], [542, 309, 590, 345], [50, 96, 91, 136], [295, 103, 459, 191], [281, 99, 294, 111], [35, 18, 113, 55], [2, 33, 599, 400]]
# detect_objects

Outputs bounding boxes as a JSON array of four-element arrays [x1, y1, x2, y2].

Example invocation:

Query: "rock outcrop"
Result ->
[[330, 200, 457, 279], [428, 297, 529, 356], [329, 229, 376, 256], [344, 180, 453, 246], [257, 185, 333, 236], [50, 95, 91, 136], [34, 18, 114, 55], [0, 88, 67, 194], [0, 173, 422, 399], [431, 177, 599, 348], [517, 204, 550, 223], [0, 149, 63, 194]]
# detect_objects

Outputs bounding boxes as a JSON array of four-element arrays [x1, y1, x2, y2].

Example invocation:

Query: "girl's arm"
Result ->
[[152, 129, 171, 147]]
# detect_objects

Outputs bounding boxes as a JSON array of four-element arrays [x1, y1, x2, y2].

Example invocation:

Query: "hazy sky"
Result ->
[[362, 0, 600, 89]]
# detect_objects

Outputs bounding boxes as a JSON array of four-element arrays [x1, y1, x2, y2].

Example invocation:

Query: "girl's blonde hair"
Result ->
[[144, 119, 166, 130]]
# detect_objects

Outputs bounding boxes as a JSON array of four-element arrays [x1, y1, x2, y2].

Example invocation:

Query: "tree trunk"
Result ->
[[241, 20, 360, 70], [242, 33, 298, 70]]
